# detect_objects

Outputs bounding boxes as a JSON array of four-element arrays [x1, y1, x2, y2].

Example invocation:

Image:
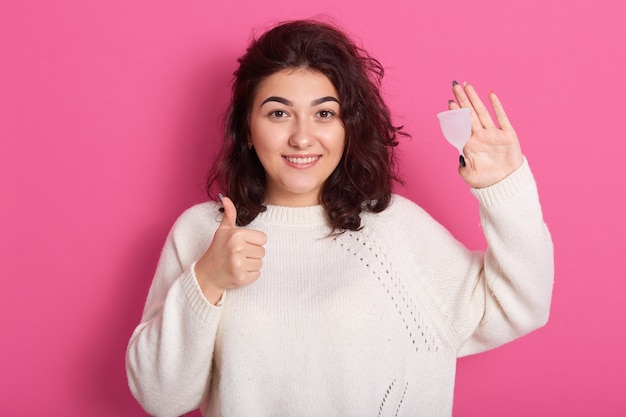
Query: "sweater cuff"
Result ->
[[470, 157, 534, 208], [180, 265, 225, 320]]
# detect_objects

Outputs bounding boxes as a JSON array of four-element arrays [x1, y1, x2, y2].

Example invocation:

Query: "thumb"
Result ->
[[218, 194, 237, 230]]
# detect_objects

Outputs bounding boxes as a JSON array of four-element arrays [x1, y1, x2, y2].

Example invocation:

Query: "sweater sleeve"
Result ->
[[126, 204, 223, 417], [456, 158, 554, 356]]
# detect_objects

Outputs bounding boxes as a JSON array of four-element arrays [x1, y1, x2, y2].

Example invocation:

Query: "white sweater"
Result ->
[[126, 159, 553, 417]]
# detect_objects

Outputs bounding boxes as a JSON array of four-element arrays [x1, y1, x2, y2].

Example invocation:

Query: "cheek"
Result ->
[[329, 127, 346, 154], [250, 121, 286, 150]]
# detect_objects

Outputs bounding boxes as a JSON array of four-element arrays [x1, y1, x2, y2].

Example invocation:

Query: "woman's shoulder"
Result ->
[[364, 194, 437, 229], [361, 194, 454, 252], [386, 194, 431, 219], [389, 193, 419, 209], [170, 200, 223, 237]]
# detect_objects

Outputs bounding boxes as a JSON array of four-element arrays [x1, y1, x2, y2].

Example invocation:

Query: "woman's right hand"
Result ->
[[194, 196, 267, 304]]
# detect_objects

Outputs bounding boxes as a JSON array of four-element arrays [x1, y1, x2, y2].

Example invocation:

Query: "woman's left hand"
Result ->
[[449, 82, 524, 188]]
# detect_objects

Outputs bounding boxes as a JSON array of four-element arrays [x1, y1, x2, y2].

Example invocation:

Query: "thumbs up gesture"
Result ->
[[194, 196, 267, 304]]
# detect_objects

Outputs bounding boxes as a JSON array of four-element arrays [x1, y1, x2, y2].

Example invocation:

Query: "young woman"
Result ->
[[126, 19, 553, 417]]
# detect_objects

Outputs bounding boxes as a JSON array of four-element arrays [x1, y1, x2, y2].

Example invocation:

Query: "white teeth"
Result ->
[[285, 156, 318, 164]]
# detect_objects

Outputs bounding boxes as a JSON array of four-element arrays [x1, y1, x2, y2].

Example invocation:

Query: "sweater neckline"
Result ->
[[257, 204, 328, 226]]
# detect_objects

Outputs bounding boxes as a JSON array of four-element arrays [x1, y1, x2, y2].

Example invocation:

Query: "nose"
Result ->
[[288, 118, 314, 149]]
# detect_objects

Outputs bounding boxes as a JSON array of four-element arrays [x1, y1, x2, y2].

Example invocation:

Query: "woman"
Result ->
[[126, 19, 553, 417]]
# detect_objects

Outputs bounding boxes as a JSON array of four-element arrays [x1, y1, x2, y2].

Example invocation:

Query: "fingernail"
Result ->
[[218, 192, 224, 201], [459, 155, 466, 167], [452, 80, 459, 87], [448, 99, 455, 105]]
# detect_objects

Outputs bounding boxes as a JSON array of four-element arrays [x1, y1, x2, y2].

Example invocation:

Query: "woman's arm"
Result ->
[[446, 82, 554, 354], [125, 204, 223, 417], [458, 159, 554, 355]]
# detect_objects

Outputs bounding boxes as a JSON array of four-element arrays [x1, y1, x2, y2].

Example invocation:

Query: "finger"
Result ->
[[218, 195, 237, 230], [452, 81, 483, 131], [489, 91, 514, 131], [246, 230, 268, 246], [244, 269, 261, 283], [245, 258, 263, 272], [463, 83, 496, 129], [245, 241, 266, 259], [448, 99, 459, 110]]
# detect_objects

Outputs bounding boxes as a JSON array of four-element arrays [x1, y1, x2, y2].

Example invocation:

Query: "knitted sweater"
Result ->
[[126, 159, 553, 417]]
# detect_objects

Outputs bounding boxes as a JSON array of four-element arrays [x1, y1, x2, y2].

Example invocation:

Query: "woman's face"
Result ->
[[249, 68, 345, 207]]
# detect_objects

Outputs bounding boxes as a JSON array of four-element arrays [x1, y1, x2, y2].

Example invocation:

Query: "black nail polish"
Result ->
[[459, 155, 466, 167], [452, 80, 459, 87], [448, 99, 455, 105]]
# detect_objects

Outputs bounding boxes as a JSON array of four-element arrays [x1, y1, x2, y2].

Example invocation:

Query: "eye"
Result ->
[[268, 110, 288, 119], [317, 110, 336, 119]]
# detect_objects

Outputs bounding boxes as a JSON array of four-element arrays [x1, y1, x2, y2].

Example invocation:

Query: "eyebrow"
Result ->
[[260, 96, 340, 107]]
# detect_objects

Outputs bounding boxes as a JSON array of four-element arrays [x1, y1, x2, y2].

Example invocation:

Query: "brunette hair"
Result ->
[[207, 19, 406, 231]]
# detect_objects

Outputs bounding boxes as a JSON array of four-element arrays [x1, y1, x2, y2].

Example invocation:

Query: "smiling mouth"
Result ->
[[284, 156, 321, 165]]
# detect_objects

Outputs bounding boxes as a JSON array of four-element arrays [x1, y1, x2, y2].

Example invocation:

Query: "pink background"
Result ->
[[1, 0, 625, 415]]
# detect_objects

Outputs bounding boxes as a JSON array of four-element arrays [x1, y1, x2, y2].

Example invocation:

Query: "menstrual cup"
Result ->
[[437, 107, 471, 154]]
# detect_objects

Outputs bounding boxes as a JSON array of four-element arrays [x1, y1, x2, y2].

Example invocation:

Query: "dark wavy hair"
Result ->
[[207, 19, 406, 231]]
